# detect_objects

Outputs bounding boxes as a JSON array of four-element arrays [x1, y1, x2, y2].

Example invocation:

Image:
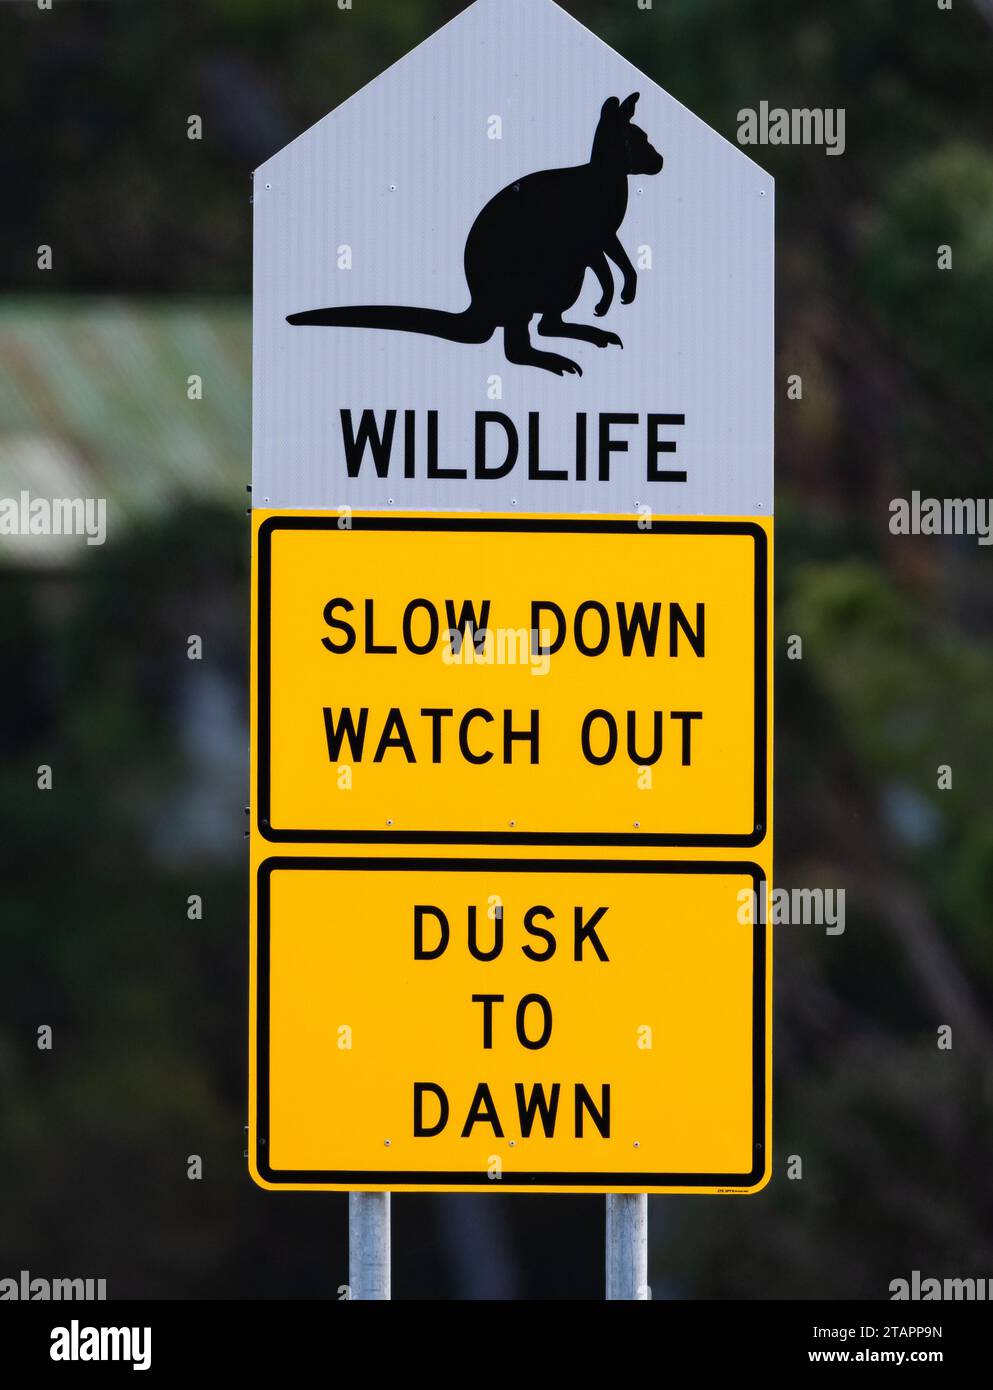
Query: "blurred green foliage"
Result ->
[[1, 0, 992, 1299]]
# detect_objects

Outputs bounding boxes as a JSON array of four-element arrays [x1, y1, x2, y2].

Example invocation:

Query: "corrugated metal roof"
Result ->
[[0, 298, 250, 565]]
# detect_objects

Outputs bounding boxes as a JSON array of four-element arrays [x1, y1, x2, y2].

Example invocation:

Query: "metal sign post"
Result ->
[[348, 1193, 391, 1301], [606, 1194, 648, 1301]]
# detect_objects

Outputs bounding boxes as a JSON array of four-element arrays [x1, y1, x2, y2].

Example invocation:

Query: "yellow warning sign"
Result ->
[[250, 857, 769, 1194], [255, 515, 768, 846]]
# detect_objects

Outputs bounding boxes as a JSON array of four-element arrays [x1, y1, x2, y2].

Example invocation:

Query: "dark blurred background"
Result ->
[[2, 0, 992, 1299]]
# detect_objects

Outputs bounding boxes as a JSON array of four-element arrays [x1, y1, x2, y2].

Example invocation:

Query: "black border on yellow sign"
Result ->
[[256, 516, 767, 846], [255, 856, 766, 1188]]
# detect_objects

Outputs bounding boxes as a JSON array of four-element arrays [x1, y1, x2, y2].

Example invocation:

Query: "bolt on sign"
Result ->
[[249, 0, 773, 1195]]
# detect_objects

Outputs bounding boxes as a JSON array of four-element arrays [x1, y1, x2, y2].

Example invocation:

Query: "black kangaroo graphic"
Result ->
[[287, 93, 663, 377]]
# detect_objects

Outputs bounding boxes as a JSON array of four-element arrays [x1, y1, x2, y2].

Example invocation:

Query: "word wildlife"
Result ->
[[337, 409, 688, 484], [320, 595, 707, 767]]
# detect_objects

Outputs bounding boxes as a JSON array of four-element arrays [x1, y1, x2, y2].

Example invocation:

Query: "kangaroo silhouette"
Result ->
[[287, 93, 663, 377]]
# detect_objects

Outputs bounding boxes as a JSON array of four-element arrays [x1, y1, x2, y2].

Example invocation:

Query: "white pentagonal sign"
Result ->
[[252, 0, 773, 516]]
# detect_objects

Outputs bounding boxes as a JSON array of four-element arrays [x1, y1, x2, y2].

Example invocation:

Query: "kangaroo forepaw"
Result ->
[[594, 300, 611, 318], [621, 285, 637, 306]]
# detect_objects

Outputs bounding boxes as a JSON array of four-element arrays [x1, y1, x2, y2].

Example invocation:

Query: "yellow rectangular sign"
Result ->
[[255, 515, 767, 847], [249, 512, 773, 1194], [250, 857, 769, 1194]]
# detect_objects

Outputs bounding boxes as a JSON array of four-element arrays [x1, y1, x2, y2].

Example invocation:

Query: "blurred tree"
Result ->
[[1, 0, 991, 1300]]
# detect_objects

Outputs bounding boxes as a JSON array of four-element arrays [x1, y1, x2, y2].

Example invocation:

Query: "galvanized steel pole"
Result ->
[[348, 1193, 391, 1300], [606, 1194, 648, 1300]]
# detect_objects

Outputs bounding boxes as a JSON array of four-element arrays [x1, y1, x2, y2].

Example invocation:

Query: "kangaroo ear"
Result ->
[[600, 96, 621, 120], [619, 92, 640, 120]]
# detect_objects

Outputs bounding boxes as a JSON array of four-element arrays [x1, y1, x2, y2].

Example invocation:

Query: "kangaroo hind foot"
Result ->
[[503, 322, 582, 377], [537, 314, 622, 350]]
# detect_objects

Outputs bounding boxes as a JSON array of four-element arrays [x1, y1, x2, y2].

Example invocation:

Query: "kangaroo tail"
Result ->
[[286, 304, 492, 344]]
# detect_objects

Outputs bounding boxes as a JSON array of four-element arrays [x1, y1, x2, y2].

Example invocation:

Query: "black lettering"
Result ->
[[475, 412, 518, 480], [322, 707, 368, 760], [426, 410, 464, 479], [504, 710, 539, 764], [413, 1082, 449, 1137], [575, 412, 587, 482], [528, 411, 567, 481], [598, 413, 638, 481], [373, 708, 416, 762], [670, 710, 702, 765], [574, 906, 610, 962], [445, 599, 491, 654], [516, 994, 553, 1049], [459, 708, 494, 764], [581, 709, 617, 765], [616, 601, 661, 657], [365, 597, 397, 654], [522, 906, 556, 962], [321, 598, 356, 654], [421, 708, 453, 763], [575, 1083, 610, 1137], [627, 709, 663, 765], [403, 599, 440, 654], [341, 409, 397, 478], [471, 994, 504, 1048], [460, 1083, 504, 1138], [646, 413, 687, 483], [468, 904, 504, 961], [413, 906, 449, 960], [515, 1082, 560, 1138], [574, 600, 610, 656], [531, 602, 565, 657], [403, 409, 416, 479], [669, 602, 705, 657]]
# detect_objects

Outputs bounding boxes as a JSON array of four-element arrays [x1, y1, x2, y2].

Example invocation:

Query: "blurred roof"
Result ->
[[0, 298, 250, 567]]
